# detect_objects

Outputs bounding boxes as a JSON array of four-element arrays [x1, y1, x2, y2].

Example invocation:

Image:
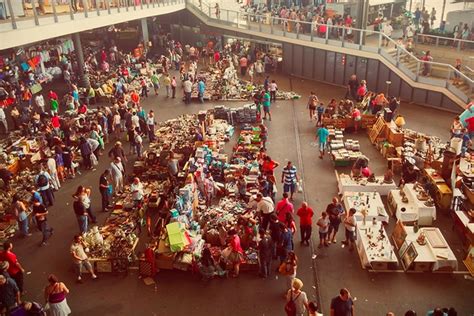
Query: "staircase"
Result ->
[[387, 48, 474, 101]]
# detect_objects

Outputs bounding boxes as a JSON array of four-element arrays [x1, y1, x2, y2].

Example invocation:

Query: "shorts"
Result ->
[[319, 141, 327, 152], [283, 183, 296, 194], [263, 106, 270, 113], [75, 259, 93, 276], [345, 229, 356, 242], [319, 231, 327, 239], [329, 220, 341, 232], [228, 251, 244, 264]]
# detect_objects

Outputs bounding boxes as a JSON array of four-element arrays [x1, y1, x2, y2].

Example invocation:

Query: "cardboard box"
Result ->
[[156, 253, 176, 270]]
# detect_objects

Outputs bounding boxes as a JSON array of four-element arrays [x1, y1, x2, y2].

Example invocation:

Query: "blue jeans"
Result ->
[[77, 215, 88, 234], [40, 188, 54, 207], [18, 219, 29, 236], [38, 220, 52, 243]]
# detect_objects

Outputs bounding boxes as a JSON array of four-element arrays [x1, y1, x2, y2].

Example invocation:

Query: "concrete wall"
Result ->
[[282, 42, 461, 112]]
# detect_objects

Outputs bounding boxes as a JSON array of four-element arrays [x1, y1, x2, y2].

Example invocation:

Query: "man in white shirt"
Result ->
[[249, 193, 275, 230], [269, 80, 278, 102], [71, 235, 97, 282], [130, 177, 144, 203], [34, 94, 45, 113], [342, 208, 357, 251], [131, 112, 140, 131], [46, 156, 61, 191], [183, 78, 192, 104], [382, 21, 394, 47], [0, 107, 7, 134], [110, 157, 124, 194]]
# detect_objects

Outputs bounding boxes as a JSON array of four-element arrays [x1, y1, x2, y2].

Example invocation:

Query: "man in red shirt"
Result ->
[[131, 90, 140, 106], [297, 202, 314, 246], [213, 51, 220, 65], [51, 114, 61, 133], [275, 192, 294, 222], [48, 90, 58, 100], [262, 156, 279, 183], [0, 242, 25, 294]]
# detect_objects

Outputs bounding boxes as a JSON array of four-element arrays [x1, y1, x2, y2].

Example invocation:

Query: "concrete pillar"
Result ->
[[141, 18, 149, 45], [72, 33, 90, 89]]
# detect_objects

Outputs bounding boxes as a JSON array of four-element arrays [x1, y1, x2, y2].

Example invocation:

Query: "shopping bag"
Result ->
[[30, 83, 42, 94], [296, 180, 303, 193], [90, 153, 98, 166], [107, 184, 113, 196]]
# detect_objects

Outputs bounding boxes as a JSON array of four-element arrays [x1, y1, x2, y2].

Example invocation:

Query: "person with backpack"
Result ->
[[35, 166, 54, 208], [285, 278, 309, 316]]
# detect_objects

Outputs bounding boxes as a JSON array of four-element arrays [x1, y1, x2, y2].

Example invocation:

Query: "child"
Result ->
[[316, 103, 325, 126], [316, 212, 329, 248], [308, 301, 323, 316]]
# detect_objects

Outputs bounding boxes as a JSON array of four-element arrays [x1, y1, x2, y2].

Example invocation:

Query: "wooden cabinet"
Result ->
[[387, 127, 404, 147]]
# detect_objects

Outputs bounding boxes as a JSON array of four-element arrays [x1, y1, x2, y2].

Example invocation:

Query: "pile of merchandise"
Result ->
[[148, 110, 265, 273], [328, 127, 365, 166], [193, 65, 301, 101]]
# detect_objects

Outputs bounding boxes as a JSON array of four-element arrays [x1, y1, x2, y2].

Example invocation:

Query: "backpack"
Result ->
[[37, 174, 48, 187], [284, 292, 301, 316]]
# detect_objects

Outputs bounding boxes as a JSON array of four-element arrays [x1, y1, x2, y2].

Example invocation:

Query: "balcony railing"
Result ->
[[413, 32, 474, 52], [187, 0, 473, 104], [0, 0, 184, 30]]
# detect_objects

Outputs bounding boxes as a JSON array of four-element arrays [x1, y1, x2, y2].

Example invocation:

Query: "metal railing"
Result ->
[[187, 0, 473, 103], [414, 32, 474, 52], [0, 0, 184, 30]]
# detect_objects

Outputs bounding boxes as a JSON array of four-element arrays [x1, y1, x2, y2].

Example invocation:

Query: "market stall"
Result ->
[[404, 226, 458, 272], [336, 171, 397, 196], [327, 126, 366, 167], [82, 188, 142, 273], [356, 219, 398, 270], [132, 108, 264, 275], [190, 65, 300, 102], [387, 183, 436, 226], [342, 191, 389, 223]]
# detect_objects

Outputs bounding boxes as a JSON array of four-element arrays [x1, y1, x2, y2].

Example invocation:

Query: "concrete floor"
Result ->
[[10, 72, 474, 316]]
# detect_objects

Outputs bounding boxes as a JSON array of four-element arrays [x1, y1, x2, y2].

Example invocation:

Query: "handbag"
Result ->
[[107, 184, 113, 196], [90, 153, 98, 166], [278, 262, 288, 275]]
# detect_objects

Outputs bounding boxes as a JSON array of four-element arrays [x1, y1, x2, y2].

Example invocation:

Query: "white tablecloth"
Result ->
[[337, 173, 397, 196], [391, 184, 436, 225], [356, 220, 398, 269], [343, 191, 389, 222], [405, 227, 458, 271]]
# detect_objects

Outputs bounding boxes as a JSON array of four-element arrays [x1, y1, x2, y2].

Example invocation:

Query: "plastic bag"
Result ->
[[296, 180, 303, 193], [90, 153, 98, 166]]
